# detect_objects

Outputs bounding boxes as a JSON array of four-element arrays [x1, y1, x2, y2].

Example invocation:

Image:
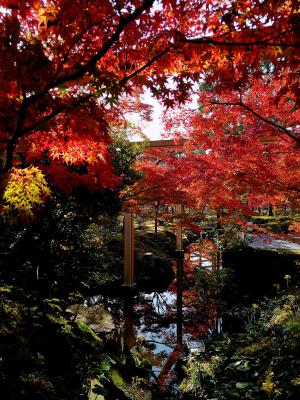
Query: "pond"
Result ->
[[87, 248, 223, 398]]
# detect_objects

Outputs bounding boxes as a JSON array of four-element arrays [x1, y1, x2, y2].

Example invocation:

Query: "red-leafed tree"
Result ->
[[0, 0, 299, 217], [134, 73, 300, 233], [159, 72, 300, 211]]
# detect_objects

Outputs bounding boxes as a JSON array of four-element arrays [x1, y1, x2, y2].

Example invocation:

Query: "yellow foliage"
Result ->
[[292, 376, 300, 386], [270, 304, 293, 325], [262, 369, 281, 396], [262, 377, 276, 393], [2, 166, 51, 219]]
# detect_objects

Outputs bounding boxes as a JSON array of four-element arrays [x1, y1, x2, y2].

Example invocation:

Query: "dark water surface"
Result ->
[[87, 252, 222, 398]]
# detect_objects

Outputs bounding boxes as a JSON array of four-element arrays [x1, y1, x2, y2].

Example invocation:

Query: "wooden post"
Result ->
[[123, 296, 136, 348], [175, 250, 184, 344], [124, 212, 134, 286], [175, 204, 183, 251]]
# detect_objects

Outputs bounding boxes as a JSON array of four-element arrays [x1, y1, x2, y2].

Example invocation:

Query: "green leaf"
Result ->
[[236, 362, 251, 371], [236, 382, 250, 389], [37, 352, 46, 363], [194, 148, 206, 154]]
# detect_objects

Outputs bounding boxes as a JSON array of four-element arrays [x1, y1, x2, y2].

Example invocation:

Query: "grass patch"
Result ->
[[250, 215, 300, 234]]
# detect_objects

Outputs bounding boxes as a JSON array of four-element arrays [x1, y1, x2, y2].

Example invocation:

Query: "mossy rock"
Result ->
[[68, 304, 116, 334], [110, 369, 152, 400]]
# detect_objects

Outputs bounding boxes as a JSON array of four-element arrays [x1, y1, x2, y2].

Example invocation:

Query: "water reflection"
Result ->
[[175, 252, 184, 345], [88, 244, 223, 397], [123, 296, 136, 348]]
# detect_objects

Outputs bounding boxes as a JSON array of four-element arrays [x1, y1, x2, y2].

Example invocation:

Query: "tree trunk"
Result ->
[[268, 204, 274, 216], [154, 204, 159, 234]]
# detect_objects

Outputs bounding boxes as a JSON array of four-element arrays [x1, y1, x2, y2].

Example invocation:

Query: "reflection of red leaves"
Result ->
[[186, 241, 216, 268], [185, 323, 210, 338], [182, 289, 198, 305], [157, 346, 182, 393]]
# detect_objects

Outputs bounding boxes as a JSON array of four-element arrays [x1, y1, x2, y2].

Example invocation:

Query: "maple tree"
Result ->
[[2, 3, 300, 399], [162, 73, 300, 208], [3, 166, 51, 217], [0, 0, 299, 218], [134, 76, 300, 236], [135, 114, 298, 235]]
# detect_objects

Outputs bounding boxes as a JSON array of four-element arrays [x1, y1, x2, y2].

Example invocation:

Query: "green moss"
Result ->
[[250, 215, 300, 234], [135, 230, 176, 258], [74, 321, 103, 345], [110, 369, 152, 400], [285, 317, 300, 338], [237, 337, 277, 356], [110, 369, 124, 387]]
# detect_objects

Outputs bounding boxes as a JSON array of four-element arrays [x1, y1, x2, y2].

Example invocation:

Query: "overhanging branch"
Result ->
[[28, 0, 155, 106], [182, 37, 300, 48], [209, 100, 300, 144], [119, 46, 171, 86], [0, 95, 94, 174], [0, 0, 155, 175]]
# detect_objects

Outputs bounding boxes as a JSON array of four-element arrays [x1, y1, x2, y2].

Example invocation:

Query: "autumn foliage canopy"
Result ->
[[0, 0, 299, 218]]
